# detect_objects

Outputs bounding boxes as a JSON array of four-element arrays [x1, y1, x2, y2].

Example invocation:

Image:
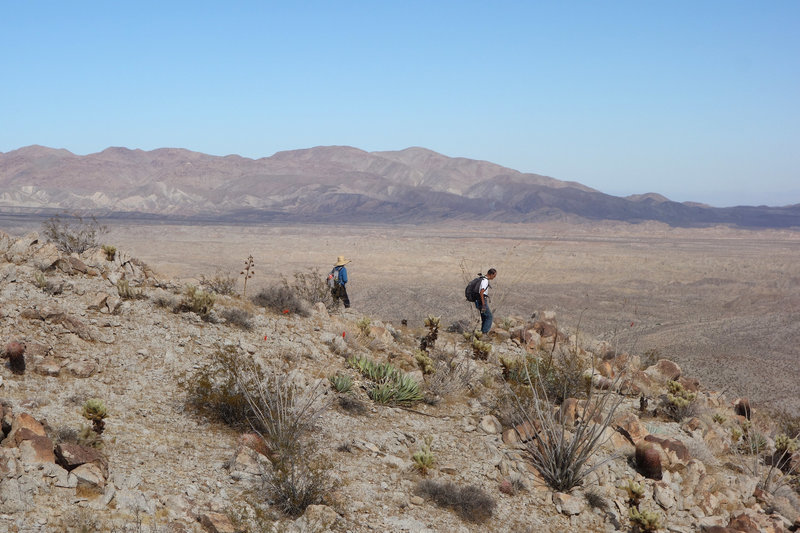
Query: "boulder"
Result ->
[[635, 441, 663, 480], [18, 435, 55, 464], [55, 442, 106, 471], [644, 359, 681, 383], [199, 511, 237, 533]]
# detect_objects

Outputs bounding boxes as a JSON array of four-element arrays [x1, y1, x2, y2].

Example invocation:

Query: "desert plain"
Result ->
[[4, 217, 799, 415]]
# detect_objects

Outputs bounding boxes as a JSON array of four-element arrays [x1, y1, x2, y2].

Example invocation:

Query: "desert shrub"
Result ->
[[252, 286, 309, 317], [41, 213, 107, 254], [33, 271, 62, 295], [220, 307, 254, 331], [152, 293, 179, 309], [177, 285, 216, 317], [233, 363, 331, 516], [514, 361, 624, 492], [415, 479, 495, 523], [585, 487, 609, 511], [281, 267, 335, 310], [501, 346, 591, 404], [423, 349, 476, 405], [182, 345, 254, 427], [200, 270, 237, 296], [53, 425, 79, 444], [661, 380, 697, 422], [640, 348, 661, 369], [412, 435, 435, 474]]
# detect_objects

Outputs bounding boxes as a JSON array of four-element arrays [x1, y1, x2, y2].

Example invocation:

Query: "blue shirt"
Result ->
[[335, 265, 348, 284]]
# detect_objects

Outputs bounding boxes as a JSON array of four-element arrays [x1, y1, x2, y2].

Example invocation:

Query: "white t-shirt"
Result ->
[[479, 277, 490, 297]]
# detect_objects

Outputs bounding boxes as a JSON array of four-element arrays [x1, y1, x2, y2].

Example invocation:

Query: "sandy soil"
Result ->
[[5, 217, 799, 415]]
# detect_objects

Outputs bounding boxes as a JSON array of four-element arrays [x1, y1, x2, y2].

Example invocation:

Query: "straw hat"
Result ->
[[334, 256, 351, 267]]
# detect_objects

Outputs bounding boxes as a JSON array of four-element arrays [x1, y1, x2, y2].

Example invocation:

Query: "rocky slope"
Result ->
[[0, 228, 799, 532], [2, 146, 799, 227]]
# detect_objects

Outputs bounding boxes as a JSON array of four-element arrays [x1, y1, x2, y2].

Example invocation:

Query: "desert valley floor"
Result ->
[[4, 218, 799, 415]]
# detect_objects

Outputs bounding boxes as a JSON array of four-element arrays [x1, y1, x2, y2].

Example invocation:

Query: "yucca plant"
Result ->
[[329, 374, 353, 394]]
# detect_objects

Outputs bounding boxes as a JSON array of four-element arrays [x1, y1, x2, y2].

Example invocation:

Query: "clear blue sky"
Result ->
[[2, 1, 798, 207]]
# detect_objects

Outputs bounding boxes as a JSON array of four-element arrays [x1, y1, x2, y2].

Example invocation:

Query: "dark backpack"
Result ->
[[465, 275, 485, 302]]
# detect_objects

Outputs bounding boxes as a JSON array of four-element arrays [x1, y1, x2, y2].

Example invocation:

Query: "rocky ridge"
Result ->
[[0, 228, 799, 532]]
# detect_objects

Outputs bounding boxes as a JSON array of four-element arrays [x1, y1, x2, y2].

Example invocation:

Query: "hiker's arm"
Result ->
[[479, 288, 486, 308]]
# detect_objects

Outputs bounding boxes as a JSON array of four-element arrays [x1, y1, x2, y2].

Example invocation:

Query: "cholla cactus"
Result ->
[[629, 508, 662, 532], [623, 479, 644, 507], [82, 398, 108, 435], [775, 433, 798, 454], [240, 255, 255, 298], [663, 380, 697, 421], [102, 244, 117, 261], [412, 435, 435, 474], [183, 285, 216, 316], [356, 317, 372, 337], [414, 350, 435, 374], [117, 278, 141, 299], [420, 315, 440, 352], [471, 338, 492, 360]]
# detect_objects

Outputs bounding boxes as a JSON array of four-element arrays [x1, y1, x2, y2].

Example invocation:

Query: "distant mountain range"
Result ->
[[1, 145, 798, 228]]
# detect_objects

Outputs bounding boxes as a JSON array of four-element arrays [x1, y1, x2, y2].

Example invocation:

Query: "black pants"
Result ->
[[332, 284, 350, 308]]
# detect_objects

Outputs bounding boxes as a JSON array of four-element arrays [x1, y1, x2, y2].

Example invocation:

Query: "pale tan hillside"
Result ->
[[0, 227, 798, 532]]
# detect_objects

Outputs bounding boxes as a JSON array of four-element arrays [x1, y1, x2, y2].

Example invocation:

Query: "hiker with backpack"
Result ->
[[328, 256, 351, 309], [465, 268, 497, 335]]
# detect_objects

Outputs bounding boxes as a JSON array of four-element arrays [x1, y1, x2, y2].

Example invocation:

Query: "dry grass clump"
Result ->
[[423, 348, 476, 405], [415, 479, 496, 523], [200, 270, 237, 296], [252, 286, 309, 317], [41, 213, 107, 254], [282, 268, 335, 311], [220, 307, 254, 331], [500, 345, 591, 405]]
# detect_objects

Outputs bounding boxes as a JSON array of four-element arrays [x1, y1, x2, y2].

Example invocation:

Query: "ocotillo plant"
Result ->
[[241, 255, 255, 298]]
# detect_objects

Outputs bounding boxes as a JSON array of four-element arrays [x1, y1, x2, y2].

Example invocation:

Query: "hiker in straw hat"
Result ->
[[328, 255, 352, 308]]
